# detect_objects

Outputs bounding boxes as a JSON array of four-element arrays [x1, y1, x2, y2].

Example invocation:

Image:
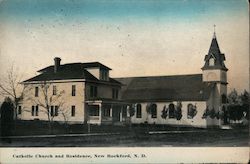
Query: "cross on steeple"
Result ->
[[213, 24, 216, 38]]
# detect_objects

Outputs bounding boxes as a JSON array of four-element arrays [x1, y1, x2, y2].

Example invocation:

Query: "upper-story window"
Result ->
[[72, 85, 76, 96], [112, 88, 119, 99], [35, 87, 39, 97], [90, 86, 97, 98], [100, 69, 108, 81], [53, 85, 57, 95], [209, 58, 215, 66]]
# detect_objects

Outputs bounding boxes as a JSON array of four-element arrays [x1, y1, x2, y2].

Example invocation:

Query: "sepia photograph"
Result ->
[[0, 0, 249, 163]]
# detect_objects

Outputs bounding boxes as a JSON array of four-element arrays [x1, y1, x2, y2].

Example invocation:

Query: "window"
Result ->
[[209, 58, 215, 66], [103, 108, 111, 117], [35, 87, 39, 97], [50, 106, 54, 116], [52, 85, 57, 95], [169, 103, 175, 118], [151, 104, 157, 118], [55, 106, 58, 116], [88, 105, 99, 116], [31, 105, 38, 116], [100, 69, 108, 81], [35, 105, 39, 116], [104, 71, 107, 80], [187, 104, 193, 119], [136, 104, 142, 118], [103, 105, 111, 117], [50, 105, 58, 117], [72, 85, 76, 96], [18, 106, 22, 115], [71, 106, 75, 117], [90, 86, 97, 98], [112, 88, 119, 99], [32, 106, 35, 116], [187, 104, 197, 119]]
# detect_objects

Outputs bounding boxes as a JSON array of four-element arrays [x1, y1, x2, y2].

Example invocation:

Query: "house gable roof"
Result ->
[[115, 74, 214, 102], [38, 62, 111, 73], [23, 62, 120, 85]]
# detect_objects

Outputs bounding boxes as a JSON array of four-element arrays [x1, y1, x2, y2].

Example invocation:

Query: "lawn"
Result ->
[[0, 120, 249, 147]]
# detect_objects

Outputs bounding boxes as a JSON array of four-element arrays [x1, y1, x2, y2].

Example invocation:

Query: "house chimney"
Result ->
[[54, 57, 61, 73]]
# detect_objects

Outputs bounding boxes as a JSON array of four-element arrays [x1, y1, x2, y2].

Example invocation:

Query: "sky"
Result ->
[[0, 0, 249, 94]]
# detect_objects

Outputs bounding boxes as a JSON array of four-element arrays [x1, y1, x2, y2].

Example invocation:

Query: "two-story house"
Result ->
[[20, 58, 130, 125]]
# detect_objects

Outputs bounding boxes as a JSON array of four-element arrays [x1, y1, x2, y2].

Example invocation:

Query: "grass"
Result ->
[[8, 120, 207, 136], [0, 120, 249, 147]]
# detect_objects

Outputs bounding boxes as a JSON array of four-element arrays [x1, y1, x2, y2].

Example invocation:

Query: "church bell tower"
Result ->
[[202, 27, 228, 97], [202, 26, 228, 126]]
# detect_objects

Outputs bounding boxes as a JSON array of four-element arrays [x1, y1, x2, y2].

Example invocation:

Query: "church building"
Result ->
[[19, 32, 228, 128]]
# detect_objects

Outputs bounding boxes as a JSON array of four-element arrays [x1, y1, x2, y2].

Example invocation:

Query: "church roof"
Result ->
[[23, 62, 120, 85], [115, 74, 214, 102], [202, 34, 227, 71]]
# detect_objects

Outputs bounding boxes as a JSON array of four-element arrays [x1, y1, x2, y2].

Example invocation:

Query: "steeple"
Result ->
[[209, 25, 221, 55], [208, 33, 221, 55], [201, 27, 227, 71]]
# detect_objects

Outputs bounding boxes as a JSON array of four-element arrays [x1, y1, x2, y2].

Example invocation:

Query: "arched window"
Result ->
[[151, 104, 157, 118], [209, 58, 215, 66], [136, 104, 142, 118], [169, 103, 175, 118], [187, 104, 193, 119]]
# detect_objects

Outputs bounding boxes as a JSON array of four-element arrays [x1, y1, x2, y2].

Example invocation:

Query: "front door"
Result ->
[[112, 105, 121, 122]]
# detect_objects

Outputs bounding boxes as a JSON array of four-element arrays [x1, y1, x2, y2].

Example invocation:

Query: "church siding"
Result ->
[[131, 101, 208, 127]]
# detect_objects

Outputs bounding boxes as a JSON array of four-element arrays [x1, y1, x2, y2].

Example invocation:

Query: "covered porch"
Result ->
[[85, 100, 131, 125]]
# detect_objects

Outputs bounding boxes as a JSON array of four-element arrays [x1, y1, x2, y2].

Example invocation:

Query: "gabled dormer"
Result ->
[[83, 62, 111, 81]]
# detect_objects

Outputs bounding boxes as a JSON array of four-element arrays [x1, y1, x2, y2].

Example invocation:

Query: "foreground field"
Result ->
[[0, 121, 248, 147]]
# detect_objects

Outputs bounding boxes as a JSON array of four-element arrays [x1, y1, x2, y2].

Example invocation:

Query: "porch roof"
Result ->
[[85, 98, 130, 105]]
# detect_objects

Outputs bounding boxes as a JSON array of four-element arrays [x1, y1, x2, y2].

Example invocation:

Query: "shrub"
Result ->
[[202, 107, 210, 119], [175, 102, 182, 120], [0, 97, 14, 137], [161, 105, 168, 119], [209, 108, 216, 119]]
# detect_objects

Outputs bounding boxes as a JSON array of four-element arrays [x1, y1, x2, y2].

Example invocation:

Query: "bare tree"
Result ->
[[58, 104, 72, 132], [25, 81, 66, 133], [0, 65, 25, 120]]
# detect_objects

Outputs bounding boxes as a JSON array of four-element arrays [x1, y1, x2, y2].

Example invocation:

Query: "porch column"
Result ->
[[110, 104, 112, 117], [127, 105, 130, 117], [120, 106, 123, 122], [99, 103, 102, 124]]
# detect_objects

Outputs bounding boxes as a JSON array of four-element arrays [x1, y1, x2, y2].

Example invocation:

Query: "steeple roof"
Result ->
[[202, 33, 228, 71], [208, 35, 221, 55]]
